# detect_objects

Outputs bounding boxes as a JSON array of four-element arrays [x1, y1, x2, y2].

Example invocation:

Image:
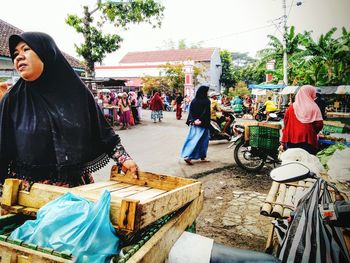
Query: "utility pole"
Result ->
[[282, 0, 288, 86]]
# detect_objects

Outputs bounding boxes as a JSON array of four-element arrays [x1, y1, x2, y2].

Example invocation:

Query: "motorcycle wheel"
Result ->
[[255, 114, 264, 122], [233, 140, 266, 172]]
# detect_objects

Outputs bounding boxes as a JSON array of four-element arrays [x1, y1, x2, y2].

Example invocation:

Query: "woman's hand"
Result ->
[[278, 144, 285, 153], [122, 159, 139, 179]]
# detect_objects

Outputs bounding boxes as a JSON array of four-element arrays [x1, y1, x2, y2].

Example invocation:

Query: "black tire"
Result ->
[[233, 139, 266, 172], [255, 113, 264, 122]]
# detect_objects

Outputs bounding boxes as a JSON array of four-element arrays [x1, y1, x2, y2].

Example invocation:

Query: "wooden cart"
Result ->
[[0, 166, 203, 262]]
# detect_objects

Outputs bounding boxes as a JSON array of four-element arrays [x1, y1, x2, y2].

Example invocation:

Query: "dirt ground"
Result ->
[[195, 165, 274, 252]]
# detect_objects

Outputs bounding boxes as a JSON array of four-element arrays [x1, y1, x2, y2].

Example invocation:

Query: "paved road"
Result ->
[[93, 109, 235, 181]]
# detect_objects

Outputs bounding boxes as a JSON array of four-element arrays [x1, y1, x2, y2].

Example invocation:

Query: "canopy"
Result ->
[[279, 86, 300, 95], [335, 85, 350, 95], [248, 84, 285, 89], [100, 88, 111, 93], [251, 88, 267, 96], [316, 86, 338, 95]]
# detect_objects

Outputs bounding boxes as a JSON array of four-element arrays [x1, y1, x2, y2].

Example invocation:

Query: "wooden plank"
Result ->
[[137, 182, 202, 229], [110, 167, 197, 191], [91, 182, 131, 194], [127, 189, 167, 202], [73, 181, 120, 191], [118, 199, 140, 231], [0, 240, 72, 263], [110, 186, 151, 198], [1, 179, 22, 207], [127, 191, 204, 263]]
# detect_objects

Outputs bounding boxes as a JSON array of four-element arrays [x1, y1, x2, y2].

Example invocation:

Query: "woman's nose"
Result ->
[[15, 52, 25, 61]]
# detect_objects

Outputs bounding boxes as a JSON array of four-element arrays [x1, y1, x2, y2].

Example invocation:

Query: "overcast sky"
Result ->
[[2, 0, 350, 64]]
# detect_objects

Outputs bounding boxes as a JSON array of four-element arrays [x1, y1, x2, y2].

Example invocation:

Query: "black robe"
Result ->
[[0, 32, 119, 184], [186, 86, 211, 128]]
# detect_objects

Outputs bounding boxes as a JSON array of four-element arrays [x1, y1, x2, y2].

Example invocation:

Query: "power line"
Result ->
[[200, 23, 276, 43]]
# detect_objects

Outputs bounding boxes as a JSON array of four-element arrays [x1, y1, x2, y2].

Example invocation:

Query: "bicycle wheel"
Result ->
[[233, 140, 266, 172]]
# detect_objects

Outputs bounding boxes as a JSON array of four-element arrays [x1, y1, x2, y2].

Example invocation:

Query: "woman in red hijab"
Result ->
[[149, 91, 164, 123], [280, 85, 323, 155]]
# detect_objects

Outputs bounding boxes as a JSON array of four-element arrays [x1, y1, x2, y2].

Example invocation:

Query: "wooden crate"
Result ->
[[0, 165, 202, 233], [0, 192, 204, 263]]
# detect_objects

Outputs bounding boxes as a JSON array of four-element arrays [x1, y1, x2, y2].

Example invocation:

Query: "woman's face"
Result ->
[[13, 41, 44, 81]]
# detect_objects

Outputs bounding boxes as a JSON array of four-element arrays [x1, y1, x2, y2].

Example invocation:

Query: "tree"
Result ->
[[299, 28, 344, 85], [66, 0, 164, 77], [258, 26, 302, 84], [141, 76, 170, 95], [231, 52, 256, 68], [160, 39, 202, 50], [220, 50, 236, 91]]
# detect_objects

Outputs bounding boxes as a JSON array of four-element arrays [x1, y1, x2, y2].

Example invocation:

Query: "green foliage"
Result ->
[[66, 0, 164, 77], [227, 81, 251, 98], [254, 26, 350, 86], [141, 76, 170, 95], [161, 63, 185, 93], [220, 50, 236, 90]]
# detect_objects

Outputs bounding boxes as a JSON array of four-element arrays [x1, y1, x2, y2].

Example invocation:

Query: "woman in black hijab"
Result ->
[[0, 32, 138, 189], [180, 85, 211, 165]]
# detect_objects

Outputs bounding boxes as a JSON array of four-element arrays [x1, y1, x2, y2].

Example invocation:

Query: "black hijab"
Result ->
[[0, 32, 119, 183], [186, 85, 211, 128]]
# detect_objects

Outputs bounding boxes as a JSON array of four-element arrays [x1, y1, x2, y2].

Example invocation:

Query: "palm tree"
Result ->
[[257, 26, 302, 84], [299, 28, 342, 85]]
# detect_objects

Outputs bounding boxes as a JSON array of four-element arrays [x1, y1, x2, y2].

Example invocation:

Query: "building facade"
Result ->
[[95, 47, 222, 93]]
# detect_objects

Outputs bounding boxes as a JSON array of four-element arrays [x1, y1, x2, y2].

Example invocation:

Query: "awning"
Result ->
[[316, 86, 338, 95], [251, 88, 267, 96], [335, 85, 350, 95], [279, 86, 300, 95], [248, 84, 286, 89]]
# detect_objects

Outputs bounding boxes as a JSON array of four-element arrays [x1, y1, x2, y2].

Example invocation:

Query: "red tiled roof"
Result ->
[[0, 18, 84, 69], [119, 48, 215, 64]]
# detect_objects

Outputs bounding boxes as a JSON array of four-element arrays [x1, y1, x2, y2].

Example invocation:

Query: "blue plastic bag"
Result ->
[[10, 190, 119, 263]]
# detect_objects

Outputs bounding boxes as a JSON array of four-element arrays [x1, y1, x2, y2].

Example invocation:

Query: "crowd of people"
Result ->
[[0, 30, 330, 181]]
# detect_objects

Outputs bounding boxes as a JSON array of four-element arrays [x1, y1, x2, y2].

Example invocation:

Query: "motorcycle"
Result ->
[[228, 124, 281, 172], [254, 106, 285, 122], [209, 111, 236, 141]]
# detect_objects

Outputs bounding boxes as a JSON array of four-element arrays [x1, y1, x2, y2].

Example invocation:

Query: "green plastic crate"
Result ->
[[322, 124, 345, 134], [249, 125, 280, 151]]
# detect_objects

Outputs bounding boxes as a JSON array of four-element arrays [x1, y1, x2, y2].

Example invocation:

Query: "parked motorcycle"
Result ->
[[254, 106, 285, 122], [228, 124, 281, 172]]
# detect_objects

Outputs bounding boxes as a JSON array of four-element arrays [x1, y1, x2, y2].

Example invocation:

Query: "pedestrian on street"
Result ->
[[175, 92, 183, 120], [136, 91, 143, 121], [118, 92, 131, 129], [181, 85, 211, 165], [0, 31, 139, 191], [280, 85, 323, 155], [149, 90, 164, 122]]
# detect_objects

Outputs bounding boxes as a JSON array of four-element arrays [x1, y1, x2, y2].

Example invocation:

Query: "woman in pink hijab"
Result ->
[[280, 85, 323, 154]]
